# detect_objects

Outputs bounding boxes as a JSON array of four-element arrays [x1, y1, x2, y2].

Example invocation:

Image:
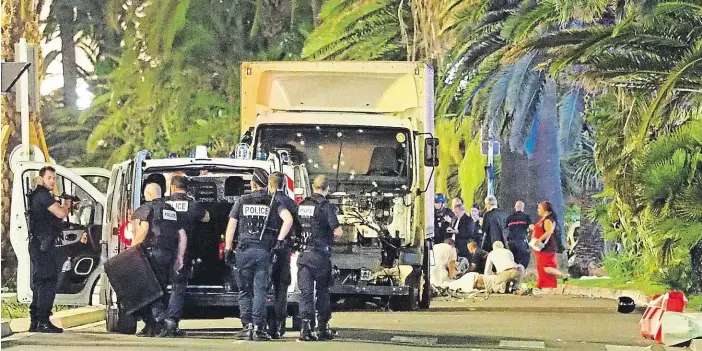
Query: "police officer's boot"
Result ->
[[298, 319, 317, 341], [29, 319, 38, 332], [36, 318, 63, 334], [316, 321, 336, 341], [156, 318, 178, 337], [136, 322, 155, 337], [277, 320, 286, 338], [237, 323, 254, 340], [268, 321, 281, 340], [252, 325, 272, 341]]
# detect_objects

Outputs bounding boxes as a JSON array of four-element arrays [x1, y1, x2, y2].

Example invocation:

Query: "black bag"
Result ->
[[104, 244, 164, 315]]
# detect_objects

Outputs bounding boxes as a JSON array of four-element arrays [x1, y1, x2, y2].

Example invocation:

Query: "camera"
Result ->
[[59, 193, 80, 202]]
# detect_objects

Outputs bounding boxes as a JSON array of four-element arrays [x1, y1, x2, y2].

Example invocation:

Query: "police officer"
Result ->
[[27, 166, 71, 333], [297, 175, 342, 341], [223, 169, 294, 341], [433, 194, 454, 244], [161, 174, 210, 337], [267, 172, 299, 339], [131, 183, 187, 337]]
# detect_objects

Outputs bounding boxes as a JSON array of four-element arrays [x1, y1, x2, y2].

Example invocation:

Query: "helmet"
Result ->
[[434, 193, 446, 204]]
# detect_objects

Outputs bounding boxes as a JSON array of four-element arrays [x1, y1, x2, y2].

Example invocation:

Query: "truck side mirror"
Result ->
[[424, 138, 439, 167]]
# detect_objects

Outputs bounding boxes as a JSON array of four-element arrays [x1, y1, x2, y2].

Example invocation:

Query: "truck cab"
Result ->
[[99, 149, 310, 334], [238, 61, 439, 310]]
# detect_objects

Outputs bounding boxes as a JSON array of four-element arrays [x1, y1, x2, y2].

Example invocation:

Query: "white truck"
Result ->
[[235, 61, 439, 310]]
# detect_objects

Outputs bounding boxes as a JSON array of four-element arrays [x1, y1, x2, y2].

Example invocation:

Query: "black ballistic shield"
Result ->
[[104, 244, 164, 315]]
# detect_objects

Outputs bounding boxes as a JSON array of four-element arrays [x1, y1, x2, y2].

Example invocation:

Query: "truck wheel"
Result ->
[[419, 240, 432, 310], [106, 306, 137, 334], [390, 286, 419, 311]]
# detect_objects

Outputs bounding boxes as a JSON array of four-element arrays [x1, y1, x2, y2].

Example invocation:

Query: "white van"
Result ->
[[10, 148, 310, 334]]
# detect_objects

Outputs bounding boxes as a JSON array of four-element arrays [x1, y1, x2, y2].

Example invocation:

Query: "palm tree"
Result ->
[[84, 0, 317, 165]]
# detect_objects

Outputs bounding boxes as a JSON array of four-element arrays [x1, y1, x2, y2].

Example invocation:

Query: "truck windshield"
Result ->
[[256, 125, 412, 190]]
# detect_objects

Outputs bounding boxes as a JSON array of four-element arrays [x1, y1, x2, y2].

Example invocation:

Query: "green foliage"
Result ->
[[82, 0, 315, 165], [302, 0, 407, 60]]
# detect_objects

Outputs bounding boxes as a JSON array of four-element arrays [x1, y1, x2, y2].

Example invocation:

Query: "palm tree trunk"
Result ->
[[311, 0, 322, 26], [57, 1, 78, 110], [691, 240, 702, 293], [532, 78, 567, 249], [569, 189, 605, 277]]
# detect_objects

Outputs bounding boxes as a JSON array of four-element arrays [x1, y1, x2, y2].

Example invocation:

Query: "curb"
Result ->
[[539, 285, 652, 307], [4, 305, 105, 336]]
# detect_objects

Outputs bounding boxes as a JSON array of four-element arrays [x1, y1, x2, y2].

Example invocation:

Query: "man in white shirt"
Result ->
[[430, 239, 458, 286], [484, 241, 524, 292]]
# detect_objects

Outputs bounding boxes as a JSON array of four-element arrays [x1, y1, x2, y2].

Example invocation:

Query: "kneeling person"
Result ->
[[297, 175, 342, 341]]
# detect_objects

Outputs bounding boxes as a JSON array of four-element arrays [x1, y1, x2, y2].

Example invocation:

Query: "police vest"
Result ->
[[297, 195, 333, 251], [28, 187, 62, 238], [165, 193, 195, 234], [236, 191, 277, 249], [147, 199, 181, 253]]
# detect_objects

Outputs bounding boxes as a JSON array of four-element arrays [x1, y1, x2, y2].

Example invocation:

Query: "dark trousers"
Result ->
[[236, 247, 272, 327], [297, 251, 332, 323], [145, 250, 176, 322], [271, 248, 291, 323], [509, 240, 531, 269], [166, 264, 187, 322], [30, 276, 57, 320], [29, 244, 58, 321]]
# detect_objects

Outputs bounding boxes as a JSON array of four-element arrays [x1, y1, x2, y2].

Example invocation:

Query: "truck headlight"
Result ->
[[359, 268, 373, 281]]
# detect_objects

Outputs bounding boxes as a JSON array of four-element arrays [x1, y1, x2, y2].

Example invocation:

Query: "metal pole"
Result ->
[[487, 118, 494, 196], [18, 38, 31, 161]]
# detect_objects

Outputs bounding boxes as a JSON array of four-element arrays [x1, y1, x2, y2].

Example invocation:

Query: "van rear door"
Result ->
[[11, 162, 107, 306]]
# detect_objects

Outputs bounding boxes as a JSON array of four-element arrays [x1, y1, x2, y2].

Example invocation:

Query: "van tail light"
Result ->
[[119, 221, 134, 247], [218, 235, 225, 260], [293, 187, 304, 204]]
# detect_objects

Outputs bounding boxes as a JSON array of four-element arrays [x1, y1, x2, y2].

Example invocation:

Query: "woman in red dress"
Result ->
[[531, 201, 570, 288]]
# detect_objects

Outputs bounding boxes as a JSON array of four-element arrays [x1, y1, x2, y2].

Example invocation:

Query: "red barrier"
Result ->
[[639, 291, 688, 343]]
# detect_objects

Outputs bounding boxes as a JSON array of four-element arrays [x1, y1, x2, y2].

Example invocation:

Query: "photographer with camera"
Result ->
[[27, 166, 75, 333]]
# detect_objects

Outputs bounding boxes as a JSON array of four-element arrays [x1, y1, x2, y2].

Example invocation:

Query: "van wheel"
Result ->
[[106, 306, 137, 334]]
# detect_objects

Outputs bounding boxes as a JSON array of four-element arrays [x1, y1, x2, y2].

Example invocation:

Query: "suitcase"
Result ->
[[104, 244, 164, 315]]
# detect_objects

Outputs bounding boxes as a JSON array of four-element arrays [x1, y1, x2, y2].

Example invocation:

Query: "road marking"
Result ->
[[499, 340, 545, 349], [390, 336, 438, 345], [604, 346, 662, 351]]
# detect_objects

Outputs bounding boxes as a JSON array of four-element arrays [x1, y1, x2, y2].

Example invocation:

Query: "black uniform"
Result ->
[[451, 214, 476, 258], [27, 186, 62, 324], [268, 191, 298, 336], [296, 193, 340, 328], [433, 206, 454, 243], [229, 189, 284, 329], [163, 193, 206, 322], [481, 208, 508, 252], [506, 211, 532, 268], [131, 198, 183, 323]]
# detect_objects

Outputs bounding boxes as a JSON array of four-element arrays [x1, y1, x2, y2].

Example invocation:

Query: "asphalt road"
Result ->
[[1, 295, 655, 350]]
